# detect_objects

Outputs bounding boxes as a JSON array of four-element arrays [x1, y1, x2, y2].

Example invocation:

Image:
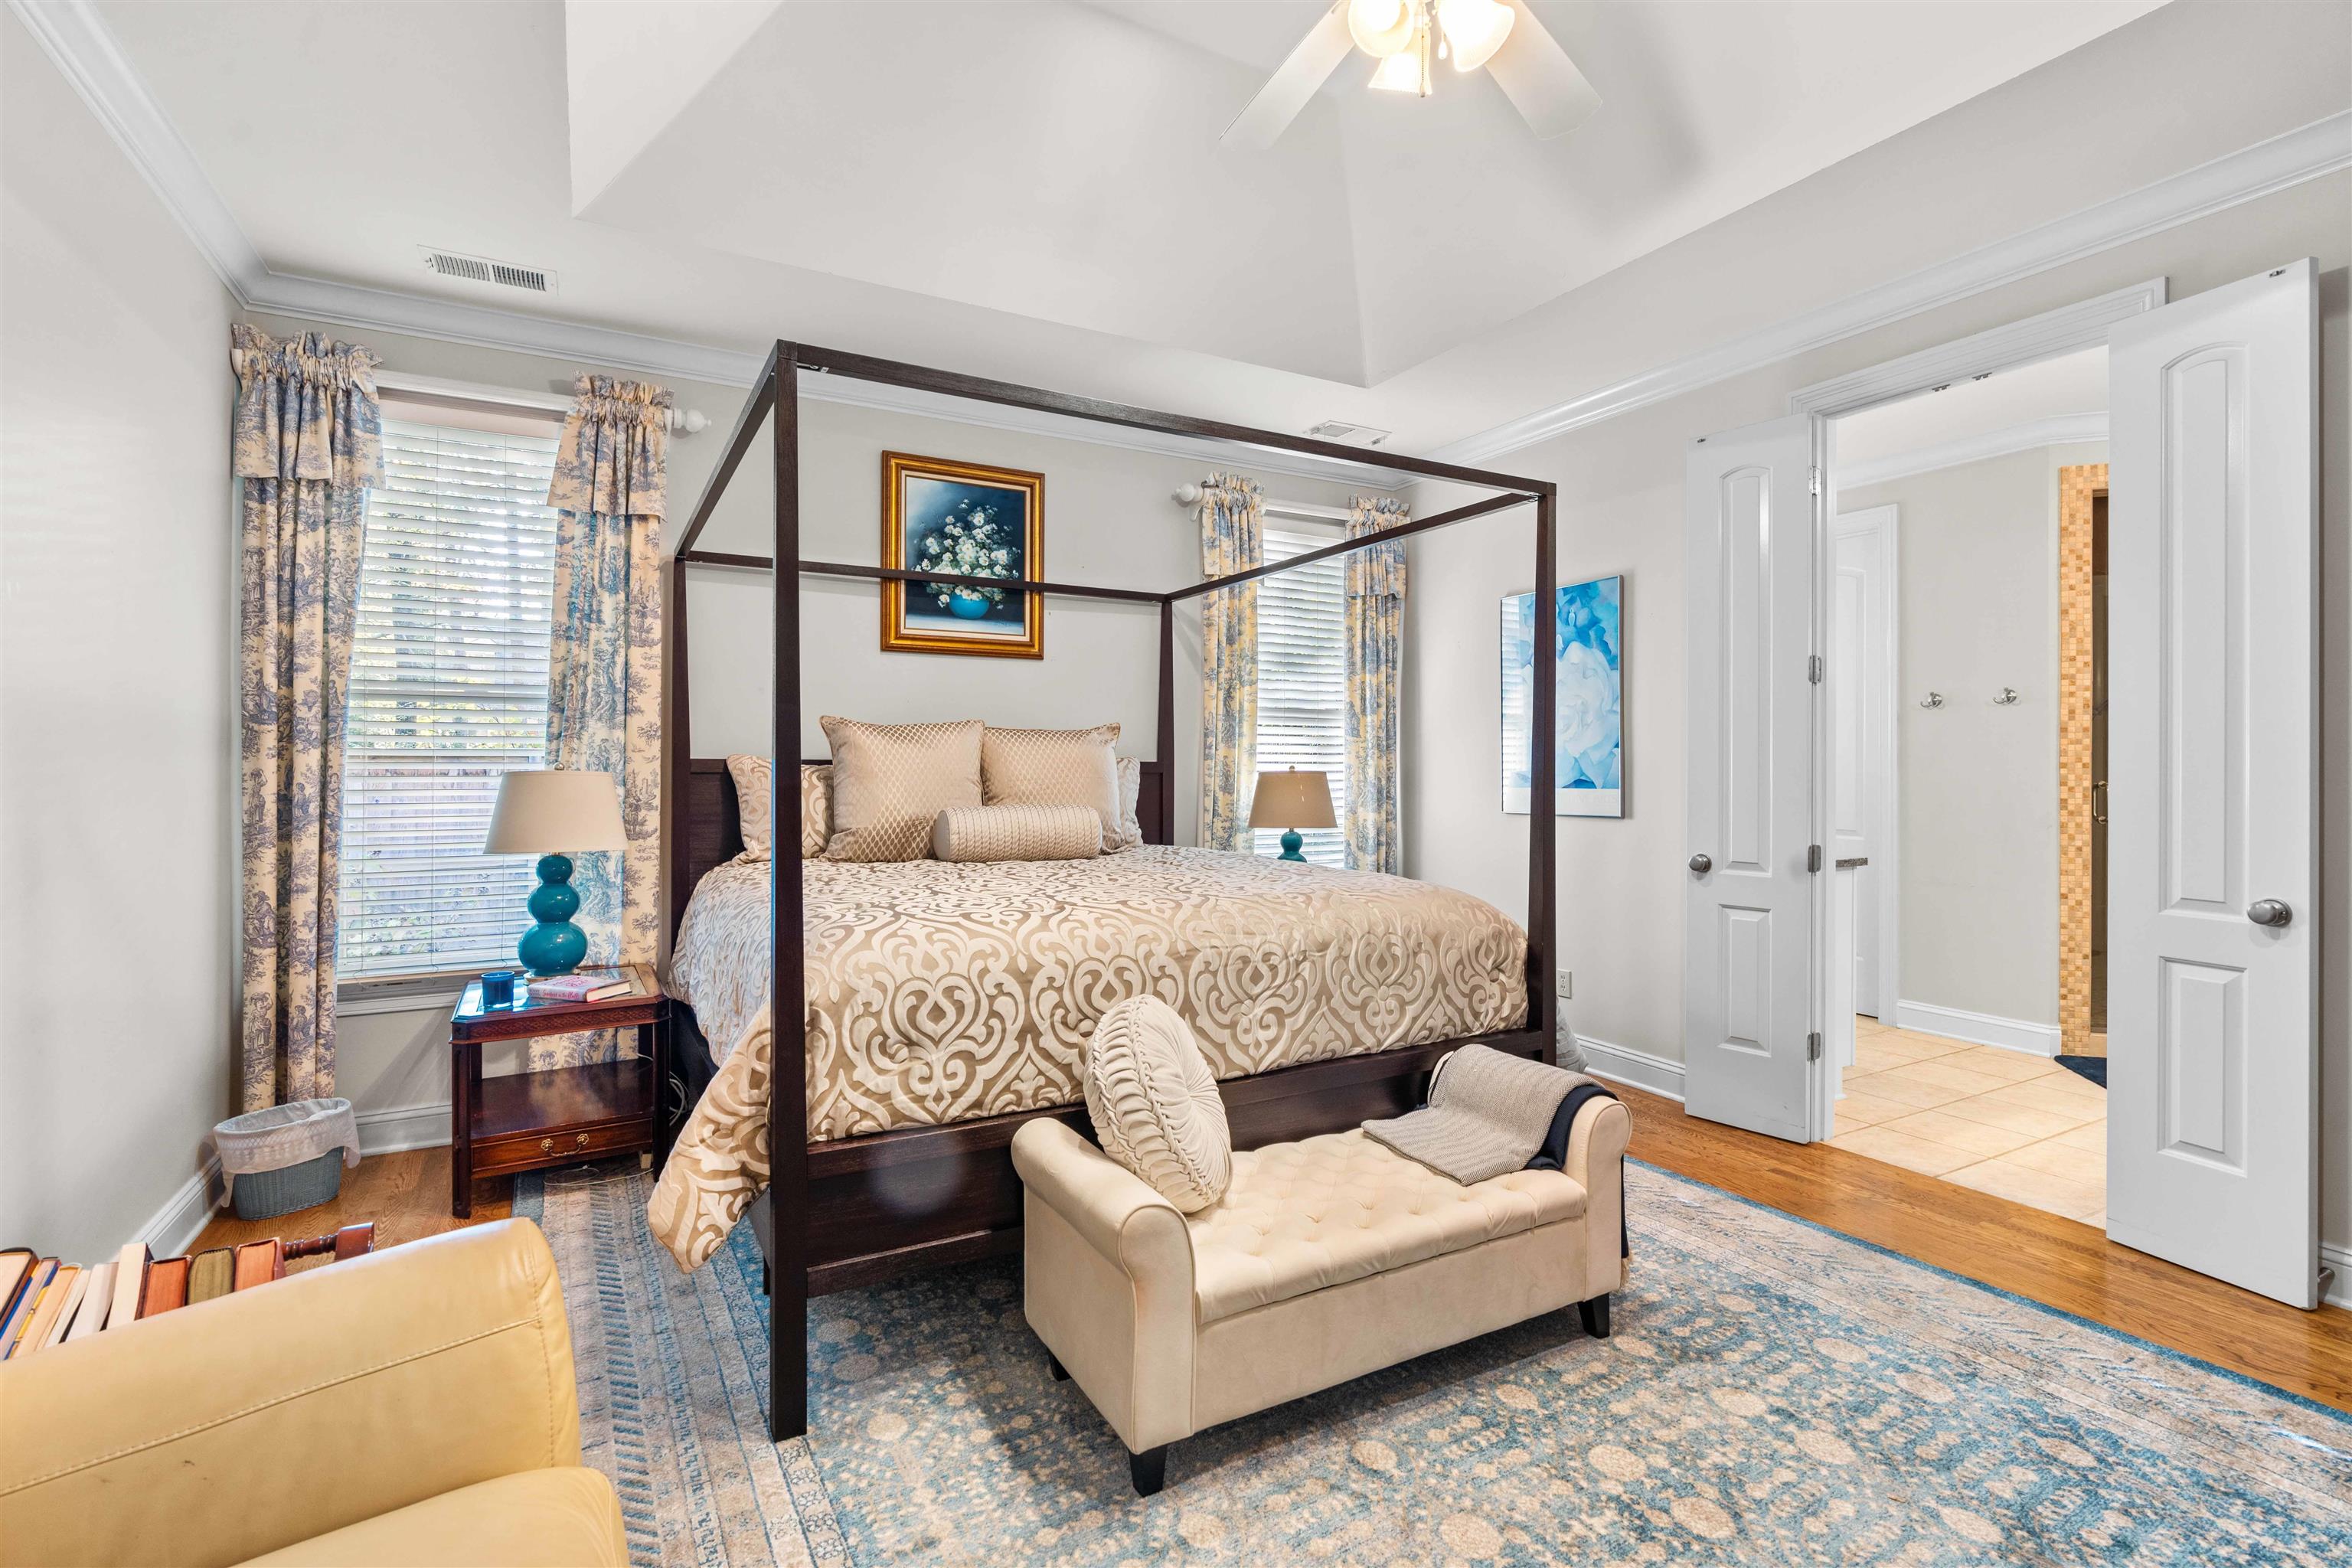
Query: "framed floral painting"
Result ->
[[880, 452, 1045, 658]]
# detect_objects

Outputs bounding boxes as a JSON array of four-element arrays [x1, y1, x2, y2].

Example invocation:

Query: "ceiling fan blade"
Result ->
[[1220, 2, 1354, 149], [1485, 1, 1602, 140]]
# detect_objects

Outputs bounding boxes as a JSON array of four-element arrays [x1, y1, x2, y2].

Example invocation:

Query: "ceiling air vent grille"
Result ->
[[1305, 419, 1391, 447], [419, 247, 554, 293]]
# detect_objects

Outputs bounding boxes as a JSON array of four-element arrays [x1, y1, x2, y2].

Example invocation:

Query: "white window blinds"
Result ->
[[337, 414, 561, 979], [1253, 524, 1348, 867]]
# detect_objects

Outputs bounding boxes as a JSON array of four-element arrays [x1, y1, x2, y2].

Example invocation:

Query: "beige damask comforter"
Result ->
[[648, 847, 1527, 1269]]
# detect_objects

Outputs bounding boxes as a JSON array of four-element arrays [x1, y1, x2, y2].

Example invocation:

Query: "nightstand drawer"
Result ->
[[473, 1115, 652, 1176]]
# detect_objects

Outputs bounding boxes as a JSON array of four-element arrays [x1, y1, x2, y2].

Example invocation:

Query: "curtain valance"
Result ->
[[229, 325, 384, 489], [548, 374, 671, 520]]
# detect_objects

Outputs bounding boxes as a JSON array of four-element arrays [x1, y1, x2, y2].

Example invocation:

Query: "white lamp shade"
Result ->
[[483, 770, 628, 855], [1247, 769, 1338, 830]]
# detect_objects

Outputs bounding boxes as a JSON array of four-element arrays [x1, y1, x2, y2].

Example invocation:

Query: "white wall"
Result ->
[[1, 12, 238, 1259], [1841, 440, 2108, 1028], [1402, 171, 2352, 1253]]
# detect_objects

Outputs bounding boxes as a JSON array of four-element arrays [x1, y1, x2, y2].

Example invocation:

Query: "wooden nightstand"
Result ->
[[448, 963, 667, 1217]]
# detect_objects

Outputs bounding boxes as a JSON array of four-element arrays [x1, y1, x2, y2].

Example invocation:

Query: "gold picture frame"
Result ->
[[880, 451, 1045, 658]]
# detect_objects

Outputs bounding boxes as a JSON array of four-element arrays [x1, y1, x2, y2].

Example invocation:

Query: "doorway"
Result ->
[[2058, 466, 2111, 1060], [1819, 345, 2111, 1223]]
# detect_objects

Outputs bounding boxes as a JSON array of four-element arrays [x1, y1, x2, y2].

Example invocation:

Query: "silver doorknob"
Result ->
[[2248, 900, 2293, 928], [1688, 854, 1713, 874]]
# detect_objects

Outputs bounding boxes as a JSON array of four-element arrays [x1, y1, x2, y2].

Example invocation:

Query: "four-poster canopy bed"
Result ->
[[660, 341, 1558, 1442]]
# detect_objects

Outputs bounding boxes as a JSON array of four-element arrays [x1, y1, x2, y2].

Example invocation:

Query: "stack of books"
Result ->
[[0, 1226, 375, 1359], [526, 972, 637, 1004]]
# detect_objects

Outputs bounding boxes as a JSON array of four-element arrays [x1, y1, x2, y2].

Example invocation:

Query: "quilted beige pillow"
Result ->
[[933, 803, 1101, 863], [982, 723, 1133, 853], [821, 716, 983, 861], [1082, 996, 1231, 1213], [724, 756, 831, 861]]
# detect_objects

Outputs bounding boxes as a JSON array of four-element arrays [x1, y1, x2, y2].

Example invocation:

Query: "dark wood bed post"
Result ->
[[769, 343, 811, 1442], [1527, 483, 1558, 1057], [1156, 599, 1177, 844]]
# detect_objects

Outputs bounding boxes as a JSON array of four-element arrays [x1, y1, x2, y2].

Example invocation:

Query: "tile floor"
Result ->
[[1832, 1016, 2108, 1224]]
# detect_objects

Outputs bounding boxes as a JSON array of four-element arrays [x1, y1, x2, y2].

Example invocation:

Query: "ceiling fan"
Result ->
[[1223, 0, 1602, 148]]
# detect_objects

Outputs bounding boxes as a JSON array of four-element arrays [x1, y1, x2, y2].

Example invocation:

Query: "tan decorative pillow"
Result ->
[[724, 757, 831, 861], [982, 724, 1131, 852], [820, 716, 983, 861], [1082, 996, 1231, 1214], [1115, 756, 1144, 850], [932, 803, 1102, 864]]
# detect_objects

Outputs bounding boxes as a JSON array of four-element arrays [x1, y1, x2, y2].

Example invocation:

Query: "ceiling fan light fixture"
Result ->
[[1346, 0, 1416, 59], [1436, 0, 1514, 72], [1367, 40, 1424, 93]]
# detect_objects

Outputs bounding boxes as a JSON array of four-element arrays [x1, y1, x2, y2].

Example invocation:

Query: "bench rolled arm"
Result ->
[[1011, 1118, 1196, 1452], [1563, 1093, 1635, 1296]]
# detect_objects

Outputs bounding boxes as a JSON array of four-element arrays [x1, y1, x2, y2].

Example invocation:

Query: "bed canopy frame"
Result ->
[[668, 341, 1557, 1442]]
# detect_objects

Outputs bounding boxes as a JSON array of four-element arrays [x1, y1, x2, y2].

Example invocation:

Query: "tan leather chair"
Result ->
[[0, 1219, 626, 1568], [1013, 1096, 1632, 1496]]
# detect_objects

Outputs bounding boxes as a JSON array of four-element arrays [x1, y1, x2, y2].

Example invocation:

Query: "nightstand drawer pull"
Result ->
[[574, 1132, 591, 1150], [540, 1136, 555, 1154]]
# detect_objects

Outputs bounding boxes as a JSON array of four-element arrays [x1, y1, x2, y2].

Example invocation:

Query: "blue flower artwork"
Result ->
[[1501, 577, 1622, 818], [882, 452, 1045, 658]]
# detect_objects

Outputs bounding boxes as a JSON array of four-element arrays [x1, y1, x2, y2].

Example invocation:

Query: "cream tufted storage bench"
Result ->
[[1011, 1107, 1632, 1496]]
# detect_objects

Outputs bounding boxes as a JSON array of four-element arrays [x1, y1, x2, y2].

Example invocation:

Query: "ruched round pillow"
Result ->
[[1081, 996, 1232, 1213]]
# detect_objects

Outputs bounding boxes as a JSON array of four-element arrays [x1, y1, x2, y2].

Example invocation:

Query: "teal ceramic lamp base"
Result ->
[[518, 854, 589, 976], [1278, 829, 1307, 863]]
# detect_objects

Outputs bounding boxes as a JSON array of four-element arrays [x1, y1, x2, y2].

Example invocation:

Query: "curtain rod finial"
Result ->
[[1172, 482, 1203, 506]]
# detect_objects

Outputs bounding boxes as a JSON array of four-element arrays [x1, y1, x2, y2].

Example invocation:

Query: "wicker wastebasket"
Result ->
[[215, 1099, 362, 1220]]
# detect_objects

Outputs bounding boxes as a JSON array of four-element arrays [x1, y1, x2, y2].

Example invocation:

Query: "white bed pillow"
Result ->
[[932, 803, 1101, 863], [724, 756, 831, 861], [1115, 756, 1144, 848], [1083, 996, 1231, 1213]]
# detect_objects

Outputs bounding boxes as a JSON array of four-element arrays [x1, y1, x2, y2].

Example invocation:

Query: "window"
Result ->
[[337, 413, 561, 980], [1253, 524, 1349, 867]]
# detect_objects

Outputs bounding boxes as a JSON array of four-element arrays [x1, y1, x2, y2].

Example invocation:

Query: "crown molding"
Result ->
[[1838, 412, 2109, 491], [1436, 109, 2352, 462]]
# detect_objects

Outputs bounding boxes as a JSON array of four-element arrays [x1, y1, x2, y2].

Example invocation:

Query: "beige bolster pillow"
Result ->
[[932, 802, 1102, 863]]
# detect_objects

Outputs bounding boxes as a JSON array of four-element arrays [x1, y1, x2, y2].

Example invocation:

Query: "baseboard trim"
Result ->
[[1576, 1035, 1686, 1102], [1893, 1001, 2062, 1057], [137, 1157, 225, 1259], [2322, 1243, 2350, 1311], [357, 1102, 453, 1155]]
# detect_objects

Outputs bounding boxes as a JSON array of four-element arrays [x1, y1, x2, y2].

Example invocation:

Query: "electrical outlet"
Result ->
[[1556, 969, 1573, 1000]]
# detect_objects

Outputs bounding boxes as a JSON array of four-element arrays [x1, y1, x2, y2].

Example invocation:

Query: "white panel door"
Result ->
[[1685, 416, 1818, 1142], [2107, 260, 2318, 1308], [1832, 506, 1896, 1023]]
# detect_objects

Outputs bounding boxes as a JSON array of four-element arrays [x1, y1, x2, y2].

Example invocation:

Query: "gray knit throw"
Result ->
[[1361, 1045, 1595, 1184]]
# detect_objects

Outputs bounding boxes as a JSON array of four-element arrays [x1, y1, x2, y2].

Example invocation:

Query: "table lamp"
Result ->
[[1248, 767, 1336, 862], [484, 769, 629, 975]]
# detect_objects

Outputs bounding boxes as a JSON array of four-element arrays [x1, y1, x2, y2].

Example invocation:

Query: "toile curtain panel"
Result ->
[[1197, 472, 1263, 851], [537, 375, 669, 1067], [1345, 495, 1408, 874], [232, 325, 384, 1112]]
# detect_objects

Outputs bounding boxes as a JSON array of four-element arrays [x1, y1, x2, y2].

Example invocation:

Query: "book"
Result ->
[[32, 1268, 86, 1353], [0, 1250, 31, 1334], [528, 973, 634, 1004], [105, 1243, 149, 1331], [187, 1248, 236, 1305], [1, 1259, 55, 1357], [231, 1239, 286, 1292], [67, 1261, 116, 1340], [138, 1256, 189, 1318]]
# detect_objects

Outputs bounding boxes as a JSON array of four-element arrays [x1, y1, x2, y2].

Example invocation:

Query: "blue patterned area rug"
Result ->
[[517, 1161, 2350, 1566]]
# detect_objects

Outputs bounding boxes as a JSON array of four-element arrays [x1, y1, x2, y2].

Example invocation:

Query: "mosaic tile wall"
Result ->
[[2056, 464, 2107, 1057]]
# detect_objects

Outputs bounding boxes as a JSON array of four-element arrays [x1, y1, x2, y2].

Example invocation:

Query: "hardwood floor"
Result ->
[[200, 1100, 2352, 1413], [1618, 1083, 2352, 1412]]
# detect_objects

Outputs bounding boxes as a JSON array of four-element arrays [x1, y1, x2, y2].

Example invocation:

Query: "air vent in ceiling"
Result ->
[[1305, 419, 1391, 447], [418, 247, 555, 293]]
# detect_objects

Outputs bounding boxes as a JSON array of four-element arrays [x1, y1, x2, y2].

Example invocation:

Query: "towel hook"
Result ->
[[1991, 687, 2021, 706], [1919, 691, 1945, 710]]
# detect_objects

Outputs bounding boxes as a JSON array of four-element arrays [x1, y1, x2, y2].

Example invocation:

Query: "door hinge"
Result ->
[[1808, 654, 1824, 684], [1807, 1031, 1822, 1062], [1808, 466, 1823, 497], [1808, 844, 1822, 872]]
